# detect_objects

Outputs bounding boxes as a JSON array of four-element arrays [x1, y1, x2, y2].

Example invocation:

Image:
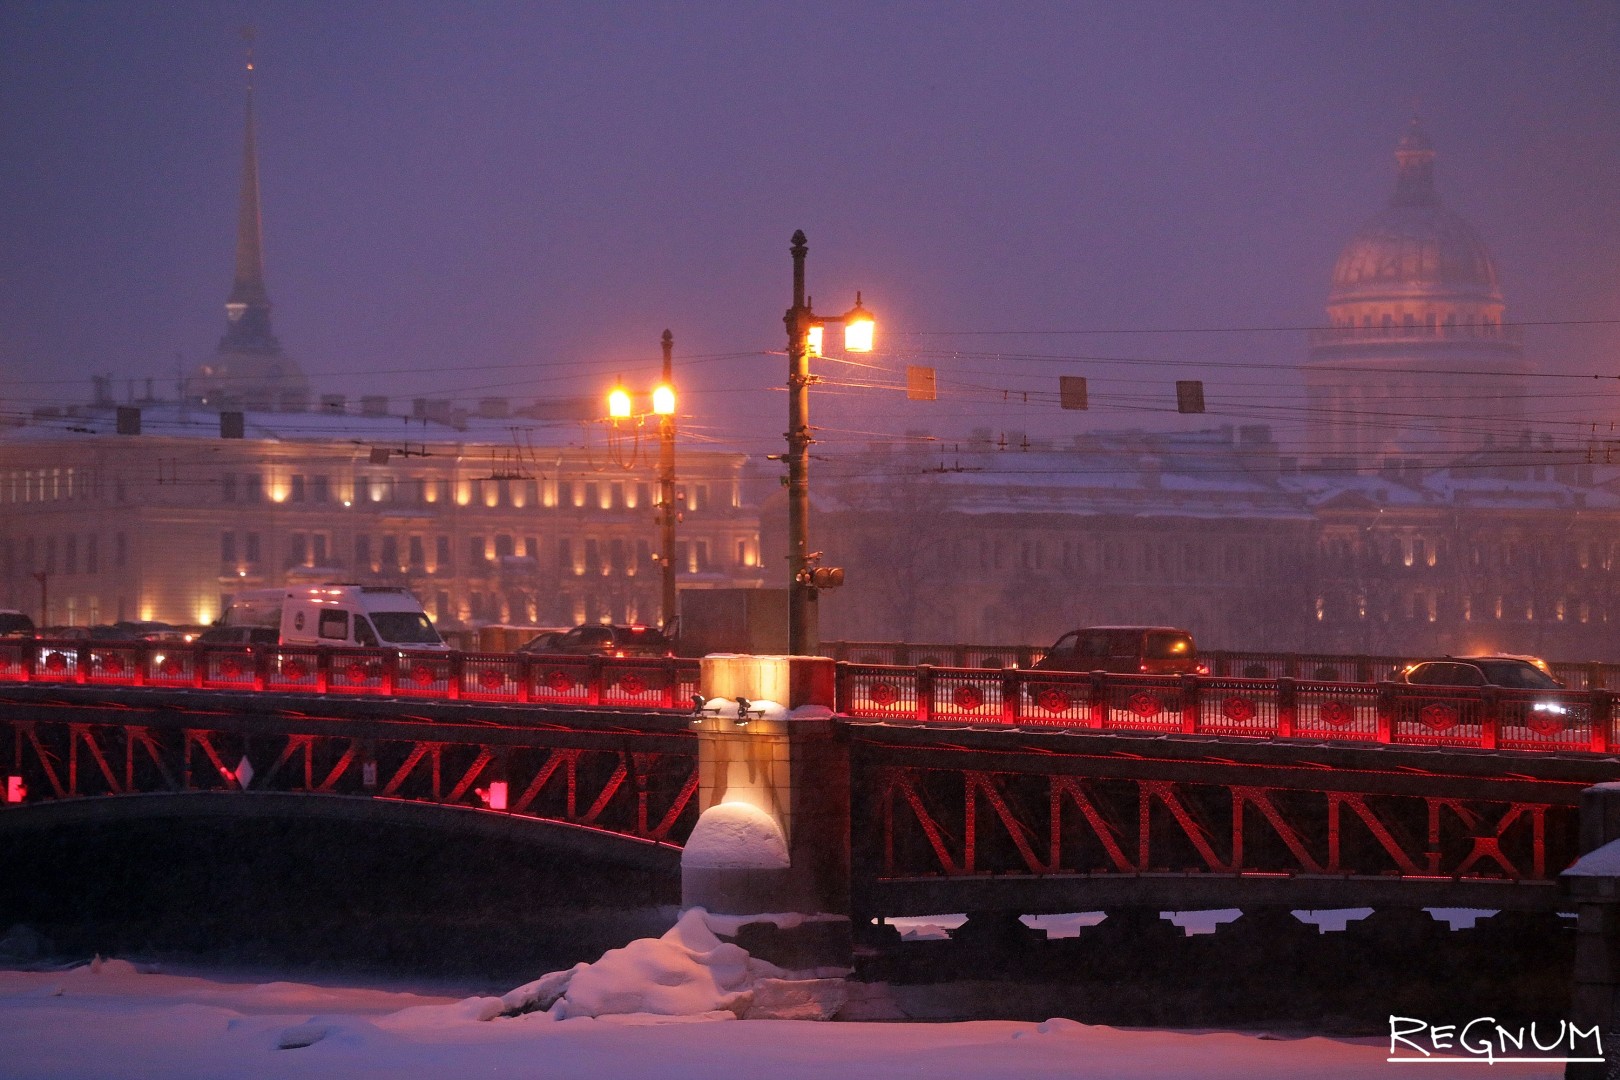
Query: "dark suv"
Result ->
[[1397, 655, 1562, 691], [1032, 626, 1201, 676], [518, 624, 673, 658], [0, 610, 36, 638], [1394, 655, 1577, 733]]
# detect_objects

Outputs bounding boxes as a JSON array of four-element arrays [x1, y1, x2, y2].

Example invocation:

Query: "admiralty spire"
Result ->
[[184, 35, 311, 410]]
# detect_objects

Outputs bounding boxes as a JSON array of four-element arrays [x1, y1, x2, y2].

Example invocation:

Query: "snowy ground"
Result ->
[[0, 960, 1566, 1080], [0, 932, 1570, 1079]]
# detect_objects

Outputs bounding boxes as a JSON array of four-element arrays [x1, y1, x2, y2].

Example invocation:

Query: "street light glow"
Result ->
[[652, 383, 676, 415], [608, 386, 632, 419], [806, 324, 824, 358], [843, 293, 875, 352]]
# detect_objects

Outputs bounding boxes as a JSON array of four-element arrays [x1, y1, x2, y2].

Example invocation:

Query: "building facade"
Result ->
[[780, 428, 1620, 660], [0, 402, 762, 636]]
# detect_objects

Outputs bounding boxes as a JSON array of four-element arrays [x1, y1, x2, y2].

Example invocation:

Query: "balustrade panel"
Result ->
[[525, 657, 595, 706], [199, 646, 257, 689], [1194, 678, 1281, 737], [1292, 681, 1381, 741], [456, 654, 524, 705], [841, 663, 920, 719], [931, 668, 1007, 723]]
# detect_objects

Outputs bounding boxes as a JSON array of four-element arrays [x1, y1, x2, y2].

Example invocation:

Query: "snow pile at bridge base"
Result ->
[[420, 908, 848, 1025]]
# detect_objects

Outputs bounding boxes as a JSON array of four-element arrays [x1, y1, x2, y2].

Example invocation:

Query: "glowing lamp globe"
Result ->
[[842, 293, 875, 353], [652, 384, 676, 416]]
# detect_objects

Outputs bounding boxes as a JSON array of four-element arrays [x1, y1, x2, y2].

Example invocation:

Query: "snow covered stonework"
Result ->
[[682, 802, 790, 870], [682, 801, 803, 914], [471, 908, 846, 1022]]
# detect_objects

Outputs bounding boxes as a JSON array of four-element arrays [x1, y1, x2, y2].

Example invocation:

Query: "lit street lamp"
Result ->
[[606, 331, 679, 632], [783, 230, 875, 655]]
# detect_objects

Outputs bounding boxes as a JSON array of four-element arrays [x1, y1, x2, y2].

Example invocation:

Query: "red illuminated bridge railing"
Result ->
[[834, 663, 1617, 755], [0, 639, 701, 710], [4, 639, 1614, 756]]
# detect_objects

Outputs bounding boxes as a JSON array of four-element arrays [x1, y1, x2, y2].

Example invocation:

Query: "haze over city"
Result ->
[[2, 0, 1616, 461]]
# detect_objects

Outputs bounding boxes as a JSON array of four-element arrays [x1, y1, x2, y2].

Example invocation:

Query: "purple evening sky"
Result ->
[[1, 1, 1616, 458]]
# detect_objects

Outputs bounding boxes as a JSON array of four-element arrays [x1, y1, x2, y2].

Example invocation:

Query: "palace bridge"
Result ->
[[2, 635, 1617, 927]]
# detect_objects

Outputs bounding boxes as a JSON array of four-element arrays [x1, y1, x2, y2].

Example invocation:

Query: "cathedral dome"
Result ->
[[1327, 122, 1502, 307]]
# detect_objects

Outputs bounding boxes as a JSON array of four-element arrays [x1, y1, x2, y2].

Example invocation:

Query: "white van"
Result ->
[[222, 584, 447, 650]]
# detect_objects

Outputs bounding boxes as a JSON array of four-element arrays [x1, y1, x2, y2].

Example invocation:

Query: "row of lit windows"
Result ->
[[0, 467, 98, 504], [220, 529, 757, 579], [1, 533, 126, 577], [219, 470, 728, 513], [1319, 537, 1620, 572], [972, 538, 1281, 578], [1313, 593, 1609, 624]]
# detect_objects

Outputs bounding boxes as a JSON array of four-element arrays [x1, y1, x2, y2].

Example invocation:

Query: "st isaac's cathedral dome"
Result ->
[[1327, 122, 1502, 311], [1303, 121, 1526, 463]]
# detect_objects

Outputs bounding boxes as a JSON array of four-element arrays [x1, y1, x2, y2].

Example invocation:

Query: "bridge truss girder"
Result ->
[[850, 726, 1603, 916], [1, 696, 699, 848]]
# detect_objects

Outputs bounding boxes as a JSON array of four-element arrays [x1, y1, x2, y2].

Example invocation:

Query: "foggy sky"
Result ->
[[2, 0, 1616, 459]]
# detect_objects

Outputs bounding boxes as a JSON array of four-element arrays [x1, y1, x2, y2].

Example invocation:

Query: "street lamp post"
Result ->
[[656, 330, 678, 633], [782, 229, 874, 655], [607, 332, 679, 633]]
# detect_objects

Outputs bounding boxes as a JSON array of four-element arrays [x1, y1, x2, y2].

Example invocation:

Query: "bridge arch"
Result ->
[[0, 790, 681, 874]]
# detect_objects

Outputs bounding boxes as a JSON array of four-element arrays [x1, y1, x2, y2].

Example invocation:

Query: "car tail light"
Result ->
[[1196, 662, 1210, 675]]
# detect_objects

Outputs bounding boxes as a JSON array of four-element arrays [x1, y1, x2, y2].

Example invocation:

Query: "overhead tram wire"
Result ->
[[893, 317, 1620, 337]]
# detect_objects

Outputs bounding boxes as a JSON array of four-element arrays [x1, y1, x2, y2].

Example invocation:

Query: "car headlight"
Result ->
[[1533, 702, 1568, 715]]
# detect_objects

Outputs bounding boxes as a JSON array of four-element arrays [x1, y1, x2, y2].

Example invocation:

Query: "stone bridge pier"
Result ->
[[679, 655, 854, 968]]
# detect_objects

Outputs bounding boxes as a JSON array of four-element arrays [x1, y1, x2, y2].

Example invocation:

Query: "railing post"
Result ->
[[586, 656, 604, 706], [381, 650, 397, 696], [661, 657, 676, 708], [1089, 671, 1107, 729], [1589, 661, 1605, 691], [1000, 666, 1019, 724], [916, 664, 934, 724], [1591, 690, 1612, 754], [253, 647, 269, 691], [835, 662, 851, 715], [75, 642, 90, 685], [1357, 655, 1373, 684], [191, 643, 205, 689], [1181, 674, 1199, 735], [1479, 687, 1499, 750], [134, 643, 149, 687], [448, 652, 464, 701], [316, 649, 331, 694], [1376, 681, 1395, 743], [1276, 676, 1295, 738]]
